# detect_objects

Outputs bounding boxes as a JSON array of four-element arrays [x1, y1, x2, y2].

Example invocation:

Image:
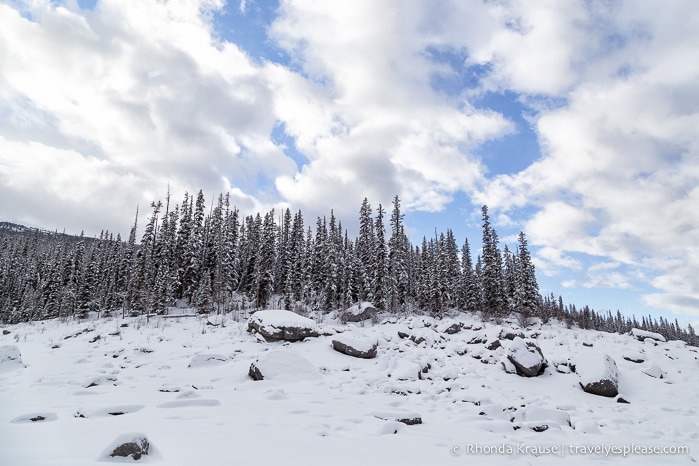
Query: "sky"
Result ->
[[1, 0, 698, 326]]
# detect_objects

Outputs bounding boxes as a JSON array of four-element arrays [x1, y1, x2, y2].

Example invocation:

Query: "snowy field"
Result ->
[[1, 311, 698, 465]]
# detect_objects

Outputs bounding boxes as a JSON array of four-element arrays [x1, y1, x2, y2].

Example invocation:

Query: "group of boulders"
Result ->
[[244, 308, 669, 401]]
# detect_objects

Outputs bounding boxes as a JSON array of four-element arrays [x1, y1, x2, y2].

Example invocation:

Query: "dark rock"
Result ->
[[89, 335, 101, 343], [577, 353, 619, 397], [2, 329, 10, 335], [247, 310, 319, 342], [397, 416, 422, 425], [504, 338, 547, 377], [499, 329, 525, 340], [331, 337, 378, 359], [248, 363, 265, 381], [442, 323, 463, 335], [468, 333, 488, 345], [110, 435, 150, 460], [29, 416, 45, 422], [341, 302, 377, 323], [616, 395, 630, 404], [582, 341, 594, 347], [486, 340, 502, 351], [397, 331, 410, 339], [531, 424, 549, 432]]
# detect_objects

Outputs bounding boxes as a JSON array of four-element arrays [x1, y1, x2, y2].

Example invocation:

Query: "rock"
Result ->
[[374, 412, 422, 425], [341, 302, 377, 323], [438, 322, 464, 334], [623, 351, 646, 363], [247, 310, 318, 341], [467, 332, 488, 345], [2, 329, 10, 335], [503, 337, 547, 377], [248, 349, 320, 382], [499, 329, 525, 340], [486, 340, 502, 351], [332, 334, 378, 359], [582, 341, 594, 347], [0, 345, 25, 371], [630, 328, 666, 342], [105, 433, 151, 461], [616, 394, 630, 404], [577, 353, 619, 397]]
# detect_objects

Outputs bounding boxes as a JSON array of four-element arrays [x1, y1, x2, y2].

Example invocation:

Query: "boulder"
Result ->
[[576, 353, 619, 397], [499, 329, 525, 341], [332, 334, 378, 359], [623, 351, 646, 364], [341, 302, 377, 322], [503, 337, 547, 377], [2, 329, 10, 335], [247, 310, 318, 341], [248, 349, 320, 382], [105, 433, 151, 461], [438, 322, 464, 335], [486, 340, 502, 351], [630, 328, 666, 342], [0, 345, 25, 371], [374, 412, 422, 425]]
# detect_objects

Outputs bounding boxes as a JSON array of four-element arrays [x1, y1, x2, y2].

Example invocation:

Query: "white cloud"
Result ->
[[476, 1, 699, 315], [0, 0, 295, 234], [268, 0, 511, 218]]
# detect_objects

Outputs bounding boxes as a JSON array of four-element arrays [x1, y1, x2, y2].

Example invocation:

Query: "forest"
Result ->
[[0, 191, 696, 346]]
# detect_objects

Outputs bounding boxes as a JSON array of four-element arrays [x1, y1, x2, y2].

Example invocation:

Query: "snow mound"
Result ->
[[641, 362, 664, 379], [576, 352, 619, 397], [247, 310, 319, 341], [0, 345, 25, 371], [11, 412, 58, 423], [248, 349, 320, 382], [187, 353, 229, 368]]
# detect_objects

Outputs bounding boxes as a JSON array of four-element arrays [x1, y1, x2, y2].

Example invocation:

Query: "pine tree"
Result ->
[[373, 205, 388, 310], [388, 195, 408, 313], [480, 205, 506, 318]]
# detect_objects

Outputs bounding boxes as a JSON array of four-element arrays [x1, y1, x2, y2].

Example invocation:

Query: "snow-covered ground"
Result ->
[[1, 311, 698, 465]]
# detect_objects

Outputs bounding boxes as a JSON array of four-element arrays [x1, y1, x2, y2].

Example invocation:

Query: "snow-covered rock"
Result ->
[[341, 302, 377, 322], [332, 334, 378, 359], [641, 362, 664, 379], [247, 310, 319, 341], [623, 351, 646, 363], [248, 349, 320, 382], [502, 337, 547, 377], [100, 432, 161, 462], [631, 328, 666, 342], [0, 345, 24, 371], [576, 352, 619, 397]]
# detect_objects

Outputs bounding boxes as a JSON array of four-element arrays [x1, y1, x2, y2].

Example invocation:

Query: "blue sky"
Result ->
[[1, 0, 698, 326]]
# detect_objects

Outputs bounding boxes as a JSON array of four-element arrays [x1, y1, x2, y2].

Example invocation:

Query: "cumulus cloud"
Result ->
[[0, 0, 294, 234], [268, 0, 511, 218], [476, 1, 699, 316]]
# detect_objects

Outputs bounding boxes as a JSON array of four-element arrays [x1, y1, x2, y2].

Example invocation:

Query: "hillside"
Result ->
[[1, 311, 697, 465]]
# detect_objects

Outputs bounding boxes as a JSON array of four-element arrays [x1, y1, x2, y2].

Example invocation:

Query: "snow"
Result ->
[[1, 313, 698, 465], [332, 333, 378, 354], [0, 345, 24, 371], [249, 309, 317, 329]]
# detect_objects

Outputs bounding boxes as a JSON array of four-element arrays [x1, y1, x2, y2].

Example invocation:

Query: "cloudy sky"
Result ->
[[1, 0, 698, 324]]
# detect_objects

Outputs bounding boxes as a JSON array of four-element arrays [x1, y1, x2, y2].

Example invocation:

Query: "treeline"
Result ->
[[0, 190, 696, 346]]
